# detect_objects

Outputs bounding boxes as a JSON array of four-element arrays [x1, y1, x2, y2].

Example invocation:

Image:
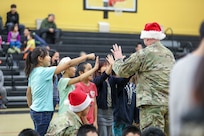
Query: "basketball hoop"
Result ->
[[112, 0, 126, 15], [114, 8, 123, 15]]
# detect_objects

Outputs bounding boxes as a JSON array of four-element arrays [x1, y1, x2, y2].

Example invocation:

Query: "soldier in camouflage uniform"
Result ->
[[108, 22, 175, 135], [46, 87, 92, 136]]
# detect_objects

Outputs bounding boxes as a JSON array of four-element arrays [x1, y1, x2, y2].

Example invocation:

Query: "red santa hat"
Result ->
[[68, 87, 91, 112], [140, 22, 166, 40]]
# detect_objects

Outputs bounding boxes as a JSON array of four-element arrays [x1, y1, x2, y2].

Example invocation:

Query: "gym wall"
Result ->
[[0, 0, 203, 35]]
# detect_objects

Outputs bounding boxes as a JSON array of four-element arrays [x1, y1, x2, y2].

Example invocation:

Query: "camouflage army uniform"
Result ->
[[46, 110, 83, 136], [113, 41, 175, 134]]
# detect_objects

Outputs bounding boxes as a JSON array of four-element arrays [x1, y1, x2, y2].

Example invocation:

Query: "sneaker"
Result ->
[[1, 104, 7, 109]]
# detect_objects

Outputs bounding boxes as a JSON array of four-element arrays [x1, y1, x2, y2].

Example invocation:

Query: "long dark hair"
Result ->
[[24, 47, 48, 77], [49, 49, 59, 66], [11, 24, 18, 32], [49, 49, 61, 81], [94, 58, 109, 77]]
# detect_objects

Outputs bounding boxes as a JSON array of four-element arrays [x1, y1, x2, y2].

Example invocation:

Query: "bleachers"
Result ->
[[0, 31, 200, 108], [0, 47, 27, 107]]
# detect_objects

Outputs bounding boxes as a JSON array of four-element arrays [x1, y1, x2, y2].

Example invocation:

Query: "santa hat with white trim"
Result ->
[[140, 22, 166, 40], [68, 87, 91, 112]]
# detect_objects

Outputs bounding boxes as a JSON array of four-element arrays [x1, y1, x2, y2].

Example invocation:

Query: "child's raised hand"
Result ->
[[106, 54, 115, 65], [87, 53, 95, 60], [94, 56, 99, 70]]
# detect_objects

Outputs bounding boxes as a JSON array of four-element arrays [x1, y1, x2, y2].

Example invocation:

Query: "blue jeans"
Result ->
[[30, 109, 53, 136], [34, 34, 48, 47], [10, 41, 21, 48]]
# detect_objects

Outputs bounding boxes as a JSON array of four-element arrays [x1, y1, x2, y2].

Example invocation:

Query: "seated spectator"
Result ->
[[0, 69, 8, 109], [122, 125, 141, 136], [141, 126, 165, 136], [77, 124, 98, 136], [39, 14, 62, 44], [7, 24, 21, 54], [46, 87, 92, 136], [18, 128, 40, 136], [5, 4, 25, 35], [22, 33, 36, 59], [23, 28, 49, 48]]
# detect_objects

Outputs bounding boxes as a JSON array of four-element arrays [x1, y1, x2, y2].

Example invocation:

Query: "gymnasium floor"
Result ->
[[0, 108, 57, 136], [0, 108, 33, 136]]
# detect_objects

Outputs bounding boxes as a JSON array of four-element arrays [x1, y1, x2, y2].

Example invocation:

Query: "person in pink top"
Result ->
[[75, 61, 98, 129], [7, 24, 21, 53]]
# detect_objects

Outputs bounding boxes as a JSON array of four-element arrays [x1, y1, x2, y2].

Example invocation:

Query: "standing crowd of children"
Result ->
[[23, 20, 196, 136], [25, 45, 141, 136]]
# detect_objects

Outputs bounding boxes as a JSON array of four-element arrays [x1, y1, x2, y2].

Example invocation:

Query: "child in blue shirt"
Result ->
[[25, 47, 95, 136]]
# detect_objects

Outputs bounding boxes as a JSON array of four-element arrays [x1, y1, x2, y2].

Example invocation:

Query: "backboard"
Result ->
[[83, 0, 137, 13]]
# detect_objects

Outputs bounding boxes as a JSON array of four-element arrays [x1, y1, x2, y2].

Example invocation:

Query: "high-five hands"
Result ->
[[106, 54, 115, 65], [110, 44, 126, 60]]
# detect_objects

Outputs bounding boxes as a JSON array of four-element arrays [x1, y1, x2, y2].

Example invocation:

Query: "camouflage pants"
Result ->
[[139, 105, 169, 135]]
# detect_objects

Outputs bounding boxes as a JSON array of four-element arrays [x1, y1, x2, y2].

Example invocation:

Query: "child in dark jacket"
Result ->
[[93, 56, 129, 136], [113, 75, 140, 136]]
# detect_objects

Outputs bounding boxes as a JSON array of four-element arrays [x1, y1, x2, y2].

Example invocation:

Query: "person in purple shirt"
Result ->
[[7, 24, 21, 54]]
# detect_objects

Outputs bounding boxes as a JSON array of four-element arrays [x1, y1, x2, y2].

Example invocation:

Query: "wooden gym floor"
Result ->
[[0, 108, 57, 136]]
